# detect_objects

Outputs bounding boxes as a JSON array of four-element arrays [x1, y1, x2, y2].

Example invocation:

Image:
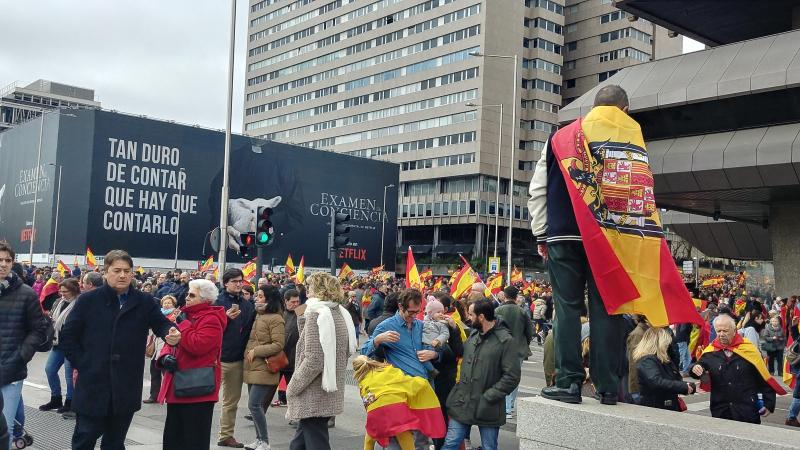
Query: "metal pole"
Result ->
[[218, 0, 237, 274], [380, 184, 394, 267], [255, 246, 264, 283], [173, 168, 184, 269], [28, 112, 46, 264], [494, 103, 503, 258], [330, 209, 336, 276], [506, 54, 518, 285], [51, 165, 62, 264]]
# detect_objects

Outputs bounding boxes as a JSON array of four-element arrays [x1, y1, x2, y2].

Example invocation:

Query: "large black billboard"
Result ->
[[0, 109, 399, 270]]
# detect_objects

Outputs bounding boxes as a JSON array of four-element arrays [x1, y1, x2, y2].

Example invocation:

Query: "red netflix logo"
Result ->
[[338, 248, 367, 261], [20, 228, 36, 243]]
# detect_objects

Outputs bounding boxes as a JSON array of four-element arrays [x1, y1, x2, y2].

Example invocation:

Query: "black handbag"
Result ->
[[169, 346, 217, 398]]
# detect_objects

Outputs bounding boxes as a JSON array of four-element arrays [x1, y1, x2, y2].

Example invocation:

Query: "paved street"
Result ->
[[14, 341, 799, 449]]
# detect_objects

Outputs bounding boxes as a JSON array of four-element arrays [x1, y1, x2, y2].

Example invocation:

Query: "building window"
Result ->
[[598, 70, 619, 82], [522, 78, 561, 95], [600, 11, 627, 23], [600, 28, 651, 44], [565, 78, 576, 89], [518, 161, 536, 171], [565, 23, 578, 34], [524, 0, 564, 15], [565, 41, 577, 51], [564, 60, 576, 70]]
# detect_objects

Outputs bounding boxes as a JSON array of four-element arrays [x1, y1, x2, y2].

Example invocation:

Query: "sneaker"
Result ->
[[57, 399, 72, 414], [245, 439, 264, 450], [786, 417, 800, 427], [540, 383, 582, 404]]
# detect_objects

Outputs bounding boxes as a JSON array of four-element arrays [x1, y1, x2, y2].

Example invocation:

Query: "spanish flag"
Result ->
[[242, 258, 257, 281], [296, 256, 305, 284], [699, 333, 786, 395], [370, 265, 385, 276], [551, 106, 702, 327], [432, 277, 443, 291], [39, 277, 59, 302], [200, 255, 214, 273], [56, 260, 70, 277], [510, 266, 523, 284], [450, 261, 478, 299], [783, 305, 800, 388], [135, 266, 145, 275], [359, 365, 446, 447], [405, 247, 421, 289], [419, 267, 433, 283], [338, 263, 353, 280], [285, 254, 295, 275], [688, 320, 710, 361], [85, 247, 96, 268], [484, 273, 503, 297]]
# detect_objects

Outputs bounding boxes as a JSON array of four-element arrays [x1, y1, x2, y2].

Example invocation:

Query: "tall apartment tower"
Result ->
[[560, 0, 682, 104], [243, 0, 565, 267]]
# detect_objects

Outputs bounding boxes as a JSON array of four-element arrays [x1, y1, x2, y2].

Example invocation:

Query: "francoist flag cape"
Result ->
[[551, 106, 702, 327]]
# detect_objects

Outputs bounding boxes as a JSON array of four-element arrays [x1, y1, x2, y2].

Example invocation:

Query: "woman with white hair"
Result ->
[[157, 279, 227, 450], [286, 272, 357, 450]]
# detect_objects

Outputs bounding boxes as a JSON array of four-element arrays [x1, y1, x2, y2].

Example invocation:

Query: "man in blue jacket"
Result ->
[[60, 250, 180, 450], [214, 268, 255, 448]]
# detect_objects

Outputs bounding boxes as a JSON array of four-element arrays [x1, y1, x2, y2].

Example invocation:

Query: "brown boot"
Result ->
[[217, 437, 244, 448], [785, 418, 800, 427]]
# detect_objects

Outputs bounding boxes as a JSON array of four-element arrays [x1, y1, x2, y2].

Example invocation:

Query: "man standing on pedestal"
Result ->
[[528, 85, 702, 405]]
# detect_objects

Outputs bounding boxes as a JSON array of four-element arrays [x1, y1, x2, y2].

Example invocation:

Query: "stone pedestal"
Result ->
[[770, 204, 800, 297], [517, 396, 798, 449]]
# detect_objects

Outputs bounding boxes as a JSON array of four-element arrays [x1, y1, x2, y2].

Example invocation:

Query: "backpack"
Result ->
[[35, 315, 55, 352]]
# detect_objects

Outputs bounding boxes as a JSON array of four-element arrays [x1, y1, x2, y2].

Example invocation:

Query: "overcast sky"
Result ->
[[0, 1, 705, 133]]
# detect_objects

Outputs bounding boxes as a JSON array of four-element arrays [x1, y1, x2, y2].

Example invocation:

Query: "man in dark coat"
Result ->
[[494, 285, 534, 418], [442, 298, 520, 449], [365, 284, 388, 329], [0, 242, 49, 450], [59, 250, 180, 450]]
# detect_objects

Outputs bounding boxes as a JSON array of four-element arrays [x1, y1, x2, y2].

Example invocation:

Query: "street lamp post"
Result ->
[[469, 51, 519, 284], [466, 102, 503, 260], [380, 184, 395, 267], [48, 164, 62, 265], [218, 0, 237, 274], [174, 168, 185, 269]]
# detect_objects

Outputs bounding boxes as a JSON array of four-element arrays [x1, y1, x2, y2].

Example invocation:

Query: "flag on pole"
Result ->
[[135, 266, 145, 275], [242, 258, 257, 281], [405, 247, 421, 289], [510, 267, 523, 284], [370, 265, 385, 275], [432, 277, 443, 291], [85, 247, 96, 268], [296, 256, 305, 284], [450, 263, 478, 299], [419, 268, 433, 283], [56, 260, 70, 277], [285, 254, 295, 275], [549, 106, 703, 327], [212, 265, 219, 282], [200, 255, 214, 273], [484, 273, 504, 297], [338, 263, 353, 280]]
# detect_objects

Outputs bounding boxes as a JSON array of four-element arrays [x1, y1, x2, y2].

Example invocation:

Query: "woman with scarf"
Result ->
[[243, 286, 285, 450], [38, 278, 81, 414], [286, 272, 356, 450]]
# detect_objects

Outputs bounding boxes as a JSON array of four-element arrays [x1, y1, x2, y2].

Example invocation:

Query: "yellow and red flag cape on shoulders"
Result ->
[[359, 365, 445, 447], [550, 106, 702, 327], [39, 278, 59, 302], [699, 333, 786, 395]]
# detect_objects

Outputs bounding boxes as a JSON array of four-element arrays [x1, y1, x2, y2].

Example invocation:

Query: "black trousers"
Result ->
[[277, 370, 293, 404], [289, 416, 331, 450], [148, 359, 163, 400], [72, 412, 135, 450], [163, 402, 214, 450]]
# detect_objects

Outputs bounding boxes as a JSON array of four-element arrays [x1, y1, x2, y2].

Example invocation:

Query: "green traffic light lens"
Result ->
[[257, 232, 270, 244]]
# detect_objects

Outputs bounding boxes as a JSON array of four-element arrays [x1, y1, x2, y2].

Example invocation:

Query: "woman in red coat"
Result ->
[[157, 279, 227, 450]]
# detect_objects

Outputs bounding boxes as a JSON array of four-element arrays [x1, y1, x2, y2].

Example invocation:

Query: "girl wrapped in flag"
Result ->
[[352, 355, 445, 449]]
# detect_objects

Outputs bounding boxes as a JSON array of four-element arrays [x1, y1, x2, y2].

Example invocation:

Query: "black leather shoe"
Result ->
[[593, 392, 617, 405], [540, 383, 582, 404]]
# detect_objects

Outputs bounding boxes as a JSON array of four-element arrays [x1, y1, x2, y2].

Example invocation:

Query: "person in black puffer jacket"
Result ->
[[633, 327, 696, 411], [0, 242, 49, 449]]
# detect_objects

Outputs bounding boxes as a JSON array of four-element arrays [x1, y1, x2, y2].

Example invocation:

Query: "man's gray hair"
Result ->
[[189, 279, 219, 302], [593, 84, 629, 109], [713, 313, 736, 329], [83, 271, 103, 287]]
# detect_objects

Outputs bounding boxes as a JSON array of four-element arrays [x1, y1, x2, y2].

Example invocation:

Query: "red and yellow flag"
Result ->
[[432, 277, 443, 291], [56, 260, 70, 277], [550, 106, 702, 327], [39, 277, 59, 302], [338, 263, 354, 280], [295, 256, 305, 284], [200, 255, 214, 273], [359, 365, 446, 448], [85, 247, 97, 268], [510, 267, 523, 284], [370, 265, 385, 275], [405, 247, 421, 289], [285, 254, 295, 275], [484, 273, 503, 297], [242, 258, 257, 281], [450, 261, 478, 299], [419, 268, 433, 283], [700, 333, 786, 395]]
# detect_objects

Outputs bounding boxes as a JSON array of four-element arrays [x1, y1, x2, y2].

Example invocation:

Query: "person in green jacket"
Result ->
[[494, 285, 534, 418], [441, 299, 521, 450]]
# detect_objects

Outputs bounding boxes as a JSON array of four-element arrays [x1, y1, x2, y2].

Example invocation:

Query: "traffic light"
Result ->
[[256, 207, 274, 247], [240, 233, 255, 258], [332, 212, 351, 248]]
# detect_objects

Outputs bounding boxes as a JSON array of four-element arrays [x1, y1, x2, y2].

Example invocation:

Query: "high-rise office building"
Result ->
[[561, 0, 682, 104], [243, 0, 565, 268], [0, 79, 100, 132]]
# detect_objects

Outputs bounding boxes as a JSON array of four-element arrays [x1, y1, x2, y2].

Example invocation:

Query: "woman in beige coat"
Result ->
[[243, 285, 285, 450]]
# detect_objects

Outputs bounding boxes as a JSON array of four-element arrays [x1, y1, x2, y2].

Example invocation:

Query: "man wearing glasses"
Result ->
[[361, 289, 438, 449], [214, 268, 255, 448]]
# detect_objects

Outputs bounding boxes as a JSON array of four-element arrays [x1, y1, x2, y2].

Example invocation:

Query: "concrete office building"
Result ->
[[0, 79, 100, 132], [243, 0, 567, 267], [561, 0, 682, 104]]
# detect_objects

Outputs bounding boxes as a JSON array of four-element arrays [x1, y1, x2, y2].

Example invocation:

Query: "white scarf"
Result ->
[[304, 297, 357, 392], [53, 297, 77, 343]]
